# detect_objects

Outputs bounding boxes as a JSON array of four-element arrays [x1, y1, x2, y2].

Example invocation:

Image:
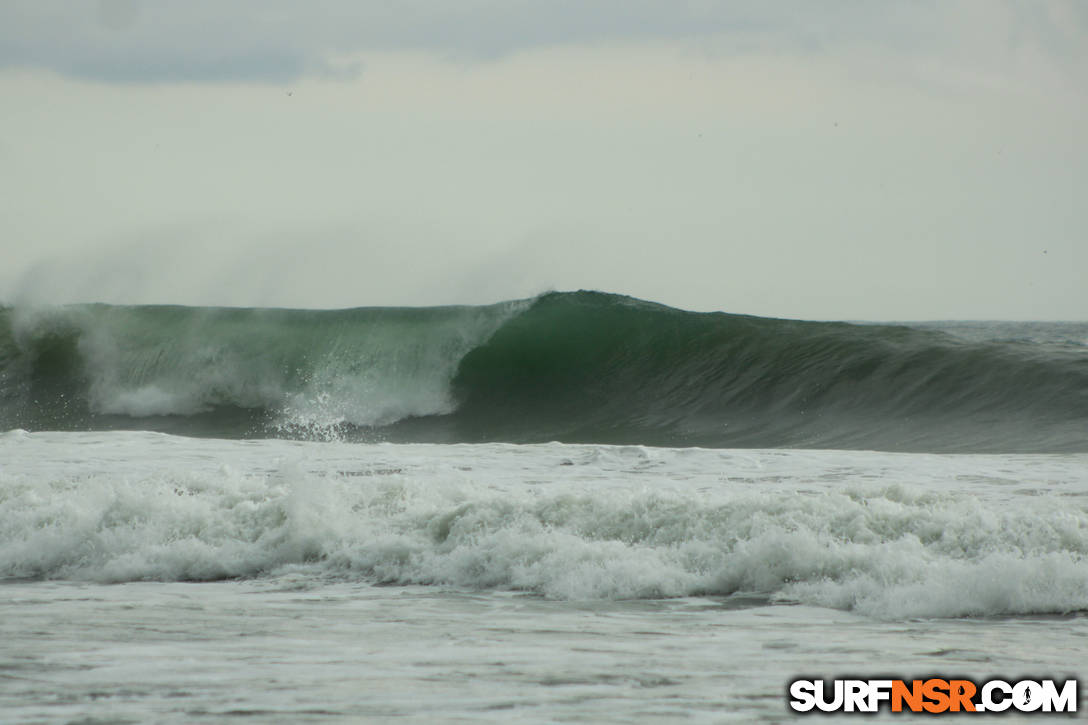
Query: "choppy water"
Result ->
[[3, 292, 1087, 721], [2, 432, 1086, 722]]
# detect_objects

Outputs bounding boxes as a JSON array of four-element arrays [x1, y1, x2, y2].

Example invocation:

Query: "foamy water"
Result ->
[[1, 432, 1086, 721]]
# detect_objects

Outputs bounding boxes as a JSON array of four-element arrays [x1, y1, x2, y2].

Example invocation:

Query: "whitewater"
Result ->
[[2, 292, 1086, 722]]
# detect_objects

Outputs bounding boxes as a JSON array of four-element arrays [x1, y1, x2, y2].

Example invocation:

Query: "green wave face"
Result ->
[[0, 301, 523, 438], [2, 292, 1086, 452]]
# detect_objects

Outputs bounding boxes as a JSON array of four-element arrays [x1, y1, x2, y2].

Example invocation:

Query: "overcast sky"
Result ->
[[1, 0, 1086, 319]]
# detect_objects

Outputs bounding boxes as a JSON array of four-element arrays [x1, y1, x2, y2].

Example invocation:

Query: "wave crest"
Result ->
[[2, 292, 1086, 451]]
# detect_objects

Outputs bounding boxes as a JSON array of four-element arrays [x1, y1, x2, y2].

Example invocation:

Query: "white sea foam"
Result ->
[[2, 433, 1086, 620]]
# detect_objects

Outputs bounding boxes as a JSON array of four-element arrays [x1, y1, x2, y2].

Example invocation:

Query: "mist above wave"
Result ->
[[2, 291, 1086, 452]]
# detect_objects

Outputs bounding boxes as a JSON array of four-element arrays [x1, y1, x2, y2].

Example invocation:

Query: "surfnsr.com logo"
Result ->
[[788, 678, 1078, 714]]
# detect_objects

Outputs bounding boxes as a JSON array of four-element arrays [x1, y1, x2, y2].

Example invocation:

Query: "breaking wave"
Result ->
[[1, 446, 1085, 619], [2, 291, 1086, 452]]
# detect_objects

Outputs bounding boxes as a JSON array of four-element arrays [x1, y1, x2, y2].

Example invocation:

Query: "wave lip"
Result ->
[[2, 292, 1086, 452]]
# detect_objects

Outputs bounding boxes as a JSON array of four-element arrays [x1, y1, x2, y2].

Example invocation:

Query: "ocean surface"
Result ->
[[1, 291, 1086, 722]]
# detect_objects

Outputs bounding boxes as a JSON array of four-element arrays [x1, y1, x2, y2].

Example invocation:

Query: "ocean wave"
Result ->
[[2, 291, 1086, 451], [2, 460, 1085, 619]]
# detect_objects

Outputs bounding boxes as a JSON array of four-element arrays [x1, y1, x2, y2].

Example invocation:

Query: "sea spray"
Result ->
[[2, 292, 1086, 451]]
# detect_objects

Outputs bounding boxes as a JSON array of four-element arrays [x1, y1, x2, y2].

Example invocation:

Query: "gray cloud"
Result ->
[[2, 1, 1086, 319], [2, 1, 1083, 83]]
